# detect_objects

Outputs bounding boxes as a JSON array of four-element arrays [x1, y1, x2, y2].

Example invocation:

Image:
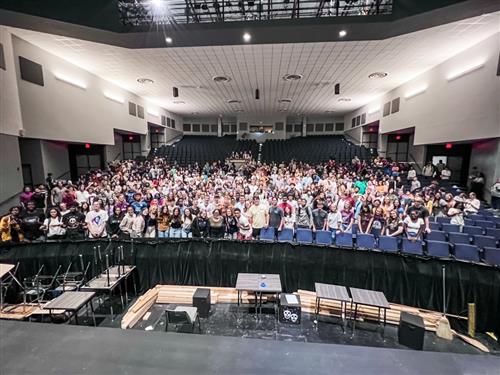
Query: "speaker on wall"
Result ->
[[173, 87, 179, 97], [19, 56, 44, 86]]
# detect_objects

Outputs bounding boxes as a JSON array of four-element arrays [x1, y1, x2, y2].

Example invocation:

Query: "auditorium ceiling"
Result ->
[[6, 11, 500, 116]]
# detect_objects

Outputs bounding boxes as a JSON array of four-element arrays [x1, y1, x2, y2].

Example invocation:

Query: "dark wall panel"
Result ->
[[18, 56, 44, 86]]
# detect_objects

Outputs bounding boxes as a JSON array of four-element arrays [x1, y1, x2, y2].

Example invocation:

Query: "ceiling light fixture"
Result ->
[[278, 109, 288, 112], [212, 75, 231, 83], [227, 99, 241, 104], [54, 73, 87, 89], [446, 62, 485, 81], [103, 92, 125, 104], [165, 36, 173, 44], [339, 30, 347, 37], [173, 100, 185, 104], [278, 99, 292, 103], [325, 110, 335, 113], [137, 77, 154, 84], [404, 85, 428, 99], [243, 32, 251, 42], [235, 109, 244, 112], [283, 74, 303, 82], [338, 98, 351, 102], [368, 72, 388, 79]]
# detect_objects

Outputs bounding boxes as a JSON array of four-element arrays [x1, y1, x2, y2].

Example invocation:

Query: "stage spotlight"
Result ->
[[339, 30, 347, 38], [243, 32, 251, 42], [165, 37, 172, 44], [173, 87, 179, 97]]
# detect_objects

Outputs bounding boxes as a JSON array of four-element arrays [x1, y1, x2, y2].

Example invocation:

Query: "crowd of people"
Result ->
[[0, 155, 493, 244]]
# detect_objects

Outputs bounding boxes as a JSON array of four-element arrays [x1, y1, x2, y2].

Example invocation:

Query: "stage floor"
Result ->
[[1, 320, 499, 375]]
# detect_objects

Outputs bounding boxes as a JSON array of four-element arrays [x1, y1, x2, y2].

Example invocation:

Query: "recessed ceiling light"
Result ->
[[283, 74, 303, 82], [137, 77, 154, 84], [278, 109, 288, 112], [165, 37, 173, 44], [278, 99, 292, 103], [338, 98, 351, 102], [243, 33, 251, 42], [212, 76, 231, 83], [173, 100, 185, 104], [227, 99, 241, 104], [325, 110, 335, 113], [339, 30, 347, 37], [235, 109, 244, 112], [368, 72, 388, 79], [191, 112, 199, 115]]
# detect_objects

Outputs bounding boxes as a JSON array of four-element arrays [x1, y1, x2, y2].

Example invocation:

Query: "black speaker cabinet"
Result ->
[[398, 312, 425, 350], [192, 288, 211, 318], [279, 294, 301, 325]]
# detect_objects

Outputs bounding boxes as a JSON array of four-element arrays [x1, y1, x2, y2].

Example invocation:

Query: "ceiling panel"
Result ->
[[6, 11, 500, 117]]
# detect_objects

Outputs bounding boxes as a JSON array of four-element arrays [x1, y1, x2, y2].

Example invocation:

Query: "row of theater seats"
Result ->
[[149, 136, 259, 165], [260, 136, 372, 164], [257, 213, 500, 266]]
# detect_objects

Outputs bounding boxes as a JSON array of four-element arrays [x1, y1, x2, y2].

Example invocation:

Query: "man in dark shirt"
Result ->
[[21, 201, 45, 241], [62, 203, 86, 239], [312, 200, 328, 232], [268, 197, 284, 235]]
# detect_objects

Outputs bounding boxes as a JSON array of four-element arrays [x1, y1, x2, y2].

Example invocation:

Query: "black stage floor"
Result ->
[[1, 320, 499, 375]]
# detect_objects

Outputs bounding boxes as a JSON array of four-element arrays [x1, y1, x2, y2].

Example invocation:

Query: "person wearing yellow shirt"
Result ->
[[247, 196, 269, 239]]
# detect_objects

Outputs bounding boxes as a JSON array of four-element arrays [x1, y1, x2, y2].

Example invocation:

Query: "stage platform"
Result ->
[[1, 321, 499, 375]]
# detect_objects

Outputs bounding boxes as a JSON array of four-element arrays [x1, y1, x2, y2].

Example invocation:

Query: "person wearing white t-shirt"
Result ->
[[440, 167, 452, 181], [327, 204, 342, 240], [85, 201, 109, 238], [463, 192, 481, 215], [403, 211, 424, 241]]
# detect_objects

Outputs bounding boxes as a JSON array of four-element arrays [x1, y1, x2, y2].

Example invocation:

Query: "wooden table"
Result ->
[[349, 287, 391, 335], [235, 273, 282, 317], [314, 282, 351, 330], [43, 291, 96, 326], [80, 265, 136, 318]]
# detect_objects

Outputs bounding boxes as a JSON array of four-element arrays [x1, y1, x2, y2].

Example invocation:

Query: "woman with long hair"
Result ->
[[224, 207, 239, 240], [158, 206, 171, 238], [169, 207, 183, 238], [182, 208, 194, 238], [209, 209, 224, 238], [40, 208, 66, 240]]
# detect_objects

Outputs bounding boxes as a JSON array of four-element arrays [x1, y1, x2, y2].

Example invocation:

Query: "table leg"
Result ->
[[352, 303, 358, 335], [341, 301, 346, 333], [259, 292, 263, 317], [237, 290, 240, 306], [123, 274, 129, 304], [315, 297, 319, 323], [109, 290, 114, 319], [74, 310, 79, 326], [118, 283, 125, 310], [90, 299, 96, 327]]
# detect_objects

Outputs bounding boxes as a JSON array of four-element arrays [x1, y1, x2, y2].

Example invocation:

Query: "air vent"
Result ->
[[368, 72, 388, 79], [137, 77, 154, 84], [338, 98, 351, 102], [173, 100, 185, 104], [283, 74, 303, 82], [213, 76, 231, 83], [227, 99, 241, 104]]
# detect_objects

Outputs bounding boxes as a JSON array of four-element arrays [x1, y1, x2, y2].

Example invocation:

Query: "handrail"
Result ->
[[343, 132, 361, 146]]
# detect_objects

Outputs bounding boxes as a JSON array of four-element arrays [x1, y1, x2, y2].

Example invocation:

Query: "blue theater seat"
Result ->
[[429, 222, 441, 231], [356, 233, 376, 250], [315, 230, 332, 246], [259, 227, 276, 241], [426, 230, 446, 242], [473, 235, 497, 249], [335, 232, 353, 247], [277, 228, 294, 242], [483, 247, 500, 266], [426, 240, 450, 258], [486, 227, 500, 239], [475, 220, 495, 229], [296, 229, 313, 244], [454, 244, 480, 262], [377, 236, 399, 253], [463, 225, 483, 236], [448, 232, 470, 245], [402, 239, 423, 255], [442, 223, 460, 233], [436, 217, 451, 224]]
